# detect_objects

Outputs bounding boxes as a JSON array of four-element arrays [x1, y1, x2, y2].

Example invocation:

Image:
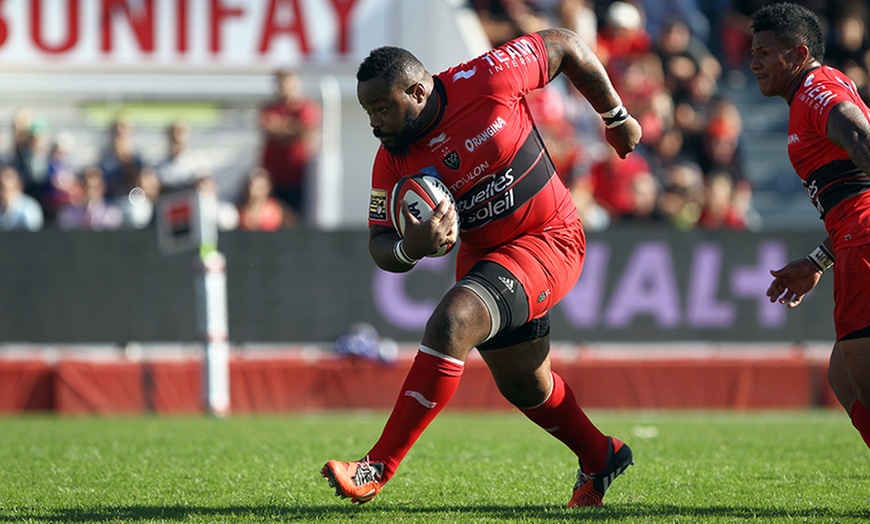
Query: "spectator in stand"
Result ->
[[697, 170, 746, 231], [657, 160, 704, 230], [562, 79, 611, 169], [616, 53, 673, 148], [589, 149, 655, 223], [698, 99, 745, 178], [98, 115, 143, 199], [718, 0, 766, 75], [555, 0, 598, 46], [595, 2, 670, 148], [568, 171, 611, 231], [237, 166, 293, 231], [825, 2, 869, 71], [695, 96, 756, 227], [655, 17, 722, 97], [0, 165, 44, 231], [620, 170, 665, 224], [672, 65, 719, 138], [57, 166, 123, 231], [41, 132, 78, 223], [825, 2, 870, 101], [9, 110, 49, 201], [468, 0, 553, 47], [259, 69, 321, 222], [595, 1, 653, 69], [119, 166, 162, 229], [641, 0, 710, 44], [194, 171, 239, 232], [154, 120, 202, 191], [646, 125, 690, 180], [525, 83, 582, 181], [9, 108, 32, 156]]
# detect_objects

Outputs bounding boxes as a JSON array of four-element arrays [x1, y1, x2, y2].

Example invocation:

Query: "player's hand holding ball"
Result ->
[[392, 174, 459, 258]]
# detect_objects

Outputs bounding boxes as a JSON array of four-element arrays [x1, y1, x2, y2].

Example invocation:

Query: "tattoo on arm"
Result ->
[[539, 28, 620, 112], [827, 102, 870, 175]]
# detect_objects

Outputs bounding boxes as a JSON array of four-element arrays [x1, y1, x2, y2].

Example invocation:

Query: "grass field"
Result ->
[[0, 410, 867, 523]]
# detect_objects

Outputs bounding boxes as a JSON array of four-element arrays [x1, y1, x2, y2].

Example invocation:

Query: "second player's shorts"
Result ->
[[834, 243, 870, 341]]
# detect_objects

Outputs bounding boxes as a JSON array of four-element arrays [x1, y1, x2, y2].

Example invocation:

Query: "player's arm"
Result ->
[[370, 224, 415, 273], [536, 28, 642, 158], [368, 200, 456, 273], [826, 101, 870, 175]]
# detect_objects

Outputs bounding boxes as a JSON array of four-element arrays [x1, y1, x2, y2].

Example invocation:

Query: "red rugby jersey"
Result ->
[[788, 65, 870, 248], [366, 32, 578, 251]]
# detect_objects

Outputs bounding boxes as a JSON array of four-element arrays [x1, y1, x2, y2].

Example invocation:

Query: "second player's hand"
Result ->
[[766, 258, 823, 308]]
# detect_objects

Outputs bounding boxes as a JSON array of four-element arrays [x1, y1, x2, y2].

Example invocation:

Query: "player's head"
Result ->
[[275, 69, 303, 101], [357, 46, 430, 156], [749, 2, 824, 98], [751, 3, 824, 60]]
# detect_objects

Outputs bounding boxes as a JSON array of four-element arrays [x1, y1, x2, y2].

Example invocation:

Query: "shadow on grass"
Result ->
[[0, 502, 868, 522]]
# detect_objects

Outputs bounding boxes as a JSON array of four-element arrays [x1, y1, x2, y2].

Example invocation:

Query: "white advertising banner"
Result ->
[[0, 0, 394, 69]]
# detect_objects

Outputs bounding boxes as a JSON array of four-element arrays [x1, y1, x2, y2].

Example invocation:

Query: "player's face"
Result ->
[[750, 30, 802, 99], [358, 77, 425, 156]]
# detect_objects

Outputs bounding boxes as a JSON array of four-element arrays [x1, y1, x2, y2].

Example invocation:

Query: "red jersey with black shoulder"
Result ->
[[366, 33, 578, 252], [788, 65, 870, 249]]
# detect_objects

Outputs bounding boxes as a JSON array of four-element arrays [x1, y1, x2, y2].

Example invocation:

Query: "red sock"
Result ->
[[520, 371, 610, 472], [849, 400, 870, 448], [367, 348, 464, 483]]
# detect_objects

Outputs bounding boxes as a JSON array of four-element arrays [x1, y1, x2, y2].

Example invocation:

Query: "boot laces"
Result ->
[[352, 457, 382, 487]]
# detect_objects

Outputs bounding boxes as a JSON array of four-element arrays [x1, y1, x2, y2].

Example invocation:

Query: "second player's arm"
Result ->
[[826, 101, 870, 175]]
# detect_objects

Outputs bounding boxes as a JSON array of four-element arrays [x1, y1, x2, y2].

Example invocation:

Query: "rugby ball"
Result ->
[[391, 173, 459, 257]]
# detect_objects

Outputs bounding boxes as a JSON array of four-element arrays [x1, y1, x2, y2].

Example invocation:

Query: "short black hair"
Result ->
[[357, 46, 424, 88], [751, 2, 825, 60]]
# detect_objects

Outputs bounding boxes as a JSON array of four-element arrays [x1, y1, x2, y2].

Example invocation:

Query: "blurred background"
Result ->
[[1, 0, 864, 414]]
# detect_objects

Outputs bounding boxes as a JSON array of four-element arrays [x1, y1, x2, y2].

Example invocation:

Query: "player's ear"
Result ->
[[791, 44, 811, 66], [406, 82, 426, 103]]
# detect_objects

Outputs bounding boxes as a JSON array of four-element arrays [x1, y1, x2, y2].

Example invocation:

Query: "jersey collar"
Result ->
[[415, 76, 448, 141]]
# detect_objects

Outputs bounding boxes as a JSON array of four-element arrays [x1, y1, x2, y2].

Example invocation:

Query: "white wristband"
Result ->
[[599, 104, 629, 128], [393, 239, 419, 265], [806, 243, 835, 272]]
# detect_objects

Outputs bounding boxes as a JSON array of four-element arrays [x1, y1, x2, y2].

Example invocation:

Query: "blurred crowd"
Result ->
[[0, 69, 320, 233], [2, 0, 869, 233]]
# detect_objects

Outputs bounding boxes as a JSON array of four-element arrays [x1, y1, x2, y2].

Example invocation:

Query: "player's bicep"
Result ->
[[537, 28, 621, 114], [826, 101, 870, 174]]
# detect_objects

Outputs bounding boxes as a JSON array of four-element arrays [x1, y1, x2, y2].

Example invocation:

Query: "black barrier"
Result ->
[[0, 227, 834, 344]]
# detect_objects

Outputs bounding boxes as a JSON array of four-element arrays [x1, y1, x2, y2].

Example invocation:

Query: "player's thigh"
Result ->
[[832, 244, 870, 341]]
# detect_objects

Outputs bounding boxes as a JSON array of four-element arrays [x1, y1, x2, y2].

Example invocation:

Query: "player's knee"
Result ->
[[837, 339, 870, 405], [423, 288, 491, 348], [495, 374, 547, 408], [828, 354, 859, 410], [424, 307, 479, 348]]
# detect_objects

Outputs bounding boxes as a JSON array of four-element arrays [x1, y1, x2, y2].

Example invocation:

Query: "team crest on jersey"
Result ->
[[442, 151, 460, 170], [369, 189, 387, 221]]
